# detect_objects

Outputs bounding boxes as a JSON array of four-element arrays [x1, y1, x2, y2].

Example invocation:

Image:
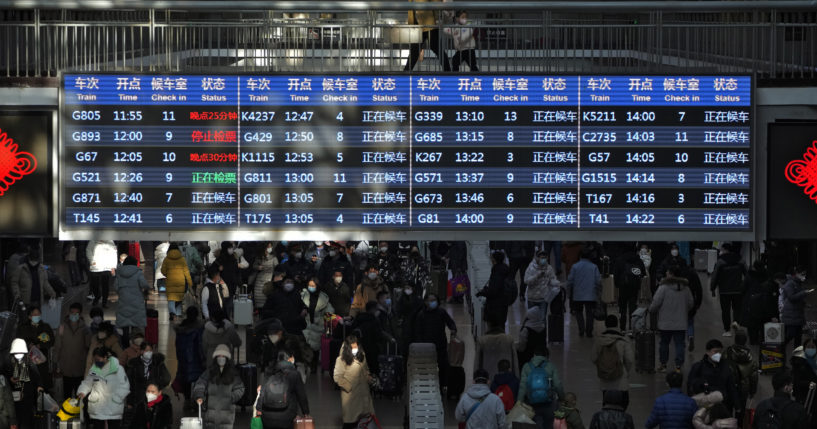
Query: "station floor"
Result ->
[[55, 266, 795, 429]]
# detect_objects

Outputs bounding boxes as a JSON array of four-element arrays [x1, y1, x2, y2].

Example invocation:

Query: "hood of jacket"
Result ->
[[174, 319, 204, 335], [720, 252, 742, 265], [597, 329, 626, 347], [692, 391, 723, 408], [465, 383, 492, 400], [117, 264, 141, 279], [205, 319, 234, 334], [361, 276, 383, 291], [523, 307, 546, 331], [659, 275, 689, 288], [165, 248, 183, 261], [90, 356, 121, 378], [726, 345, 752, 365]]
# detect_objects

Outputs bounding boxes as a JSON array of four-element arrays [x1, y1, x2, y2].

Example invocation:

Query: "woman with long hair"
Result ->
[[333, 335, 376, 429]]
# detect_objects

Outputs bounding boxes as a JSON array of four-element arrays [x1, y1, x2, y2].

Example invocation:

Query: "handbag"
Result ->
[[507, 401, 535, 424], [29, 345, 47, 365], [251, 417, 263, 429]]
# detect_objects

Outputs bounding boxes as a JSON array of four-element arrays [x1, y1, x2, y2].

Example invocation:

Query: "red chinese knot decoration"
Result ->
[[0, 127, 37, 196], [785, 141, 817, 203]]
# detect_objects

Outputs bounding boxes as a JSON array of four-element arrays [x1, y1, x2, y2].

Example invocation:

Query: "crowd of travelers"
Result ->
[[0, 239, 815, 429]]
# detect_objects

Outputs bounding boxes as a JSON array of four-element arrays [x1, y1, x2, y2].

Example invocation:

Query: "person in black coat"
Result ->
[[125, 343, 171, 406], [325, 269, 352, 318], [252, 318, 314, 375], [687, 339, 739, 414], [411, 293, 457, 387], [256, 350, 310, 429], [215, 241, 241, 297], [790, 341, 817, 426], [396, 283, 424, 358], [283, 245, 316, 289], [478, 251, 511, 328], [173, 306, 205, 401], [739, 264, 780, 345], [351, 301, 391, 374], [709, 243, 747, 335], [754, 370, 809, 429], [680, 263, 703, 352], [319, 244, 354, 288], [505, 242, 535, 300], [612, 251, 647, 331], [131, 383, 173, 429], [261, 279, 308, 335]]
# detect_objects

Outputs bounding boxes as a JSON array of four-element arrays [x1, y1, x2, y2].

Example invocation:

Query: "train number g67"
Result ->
[[74, 152, 98, 162], [71, 110, 101, 121]]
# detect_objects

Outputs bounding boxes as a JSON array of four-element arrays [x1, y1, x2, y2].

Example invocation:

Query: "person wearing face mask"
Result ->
[[374, 290, 397, 338], [656, 244, 689, 281], [687, 339, 739, 415], [325, 269, 352, 318], [333, 335, 375, 429], [740, 265, 778, 346], [88, 306, 104, 335], [202, 263, 230, 321], [173, 306, 205, 405], [319, 244, 354, 289], [301, 277, 334, 370], [781, 266, 814, 350], [443, 10, 479, 72], [215, 241, 241, 313], [9, 249, 55, 311], [395, 283, 424, 357], [77, 347, 130, 428], [160, 244, 193, 323], [131, 383, 172, 429], [524, 250, 558, 311], [261, 277, 309, 335], [55, 302, 91, 397], [789, 341, 817, 424], [399, 247, 432, 299], [753, 370, 809, 429], [125, 343, 170, 409], [86, 321, 124, 373], [202, 307, 242, 363], [192, 344, 246, 429], [351, 301, 391, 375], [649, 265, 694, 373], [722, 331, 758, 426], [4, 338, 42, 429], [411, 293, 457, 389], [253, 242, 279, 310], [350, 266, 388, 318], [17, 306, 55, 391], [253, 319, 314, 378], [373, 242, 399, 286], [611, 247, 647, 331], [283, 245, 317, 289], [86, 240, 117, 307], [709, 243, 747, 338], [478, 251, 514, 329]]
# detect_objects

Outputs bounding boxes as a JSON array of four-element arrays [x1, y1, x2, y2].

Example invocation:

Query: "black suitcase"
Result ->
[[0, 310, 19, 353], [635, 330, 656, 373], [548, 312, 564, 344], [377, 343, 404, 397], [236, 362, 258, 408], [447, 366, 466, 399]]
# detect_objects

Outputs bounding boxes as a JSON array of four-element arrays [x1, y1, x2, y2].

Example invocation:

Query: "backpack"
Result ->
[[262, 371, 290, 411], [623, 263, 644, 289], [754, 397, 795, 429], [526, 361, 552, 405], [494, 384, 514, 412], [596, 338, 625, 381], [503, 277, 518, 306]]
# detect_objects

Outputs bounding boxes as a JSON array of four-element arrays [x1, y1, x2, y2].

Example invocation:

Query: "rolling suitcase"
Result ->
[[694, 249, 708, 272], [447, 366, 466, 399], [548, 311, 564, 344], [145, 308, 159, 345], [635, 329, 656, 373], [180, 403, 202, 429], [601, 275, 616, 304], [377, 342, 404, 397], [232, 285, 253, 326]]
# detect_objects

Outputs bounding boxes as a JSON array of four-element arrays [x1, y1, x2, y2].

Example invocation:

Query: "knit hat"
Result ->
[[212, 344, 232, 359]]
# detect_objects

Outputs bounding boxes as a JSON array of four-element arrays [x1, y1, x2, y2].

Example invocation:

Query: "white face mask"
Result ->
[[329, 251, 337, 257], [380, 247, 388, 253], [146, 392, 158, 402], [266, 247, 273, 254], [269, 334, 281, 344], [711, 352, 722, 363], [13, 354, 24, 362], [295, 252, 303, 259], [351, 348, 359, 356], [216, 356, 227, 367], [368, 272, 378, 281], [458, 18, 467, 24], [334, 276, 343, 284], [227, 248, 234, 255], [405, 289, 414, 296], [142, 351, 153, 361], [670, 249, 679, 257]]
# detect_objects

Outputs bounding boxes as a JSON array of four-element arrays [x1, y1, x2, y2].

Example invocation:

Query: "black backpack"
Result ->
[[262, 371, 290, 411], [754, 397, 794, 429], [503, 276, 518, 305]]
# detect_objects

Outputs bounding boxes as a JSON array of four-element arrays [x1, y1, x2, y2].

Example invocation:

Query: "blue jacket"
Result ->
[[567, 258, 601, 302], [645, 388, 697, 429]]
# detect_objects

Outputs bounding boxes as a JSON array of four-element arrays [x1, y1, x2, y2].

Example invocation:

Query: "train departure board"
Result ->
[[60, 74, 752, 240]]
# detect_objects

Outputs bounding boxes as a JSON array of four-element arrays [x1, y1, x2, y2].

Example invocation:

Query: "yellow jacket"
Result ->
[[408, 0, 446, 31]]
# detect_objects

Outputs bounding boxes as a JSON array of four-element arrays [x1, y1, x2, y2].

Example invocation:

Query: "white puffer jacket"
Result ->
[[78, 356, 130, 420]]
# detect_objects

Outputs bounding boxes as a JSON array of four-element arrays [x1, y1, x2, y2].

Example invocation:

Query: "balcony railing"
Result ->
[[0, 2, 815, 82]]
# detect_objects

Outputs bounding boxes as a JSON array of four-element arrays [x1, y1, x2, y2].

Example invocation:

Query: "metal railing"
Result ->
[[1, 3, 816, 81]]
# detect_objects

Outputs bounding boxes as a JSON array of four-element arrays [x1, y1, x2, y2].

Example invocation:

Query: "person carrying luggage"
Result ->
[[455, 368, 505, 429], [256, 349, 310, 429], [518, 345, 564, 428], [192, 344, 246, 429]]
